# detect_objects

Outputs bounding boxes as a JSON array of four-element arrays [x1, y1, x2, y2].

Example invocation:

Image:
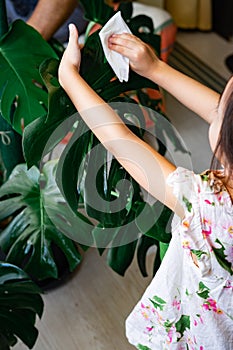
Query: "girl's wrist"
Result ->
[[59, 64, 79, 90], [149, 59, 168, 86]]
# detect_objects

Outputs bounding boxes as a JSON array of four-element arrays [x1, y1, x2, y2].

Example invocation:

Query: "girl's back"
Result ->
[[126, 167, 233, 350]]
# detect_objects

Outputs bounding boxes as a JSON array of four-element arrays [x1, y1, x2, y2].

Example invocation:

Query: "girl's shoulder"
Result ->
[[167, 167, 233, 212]]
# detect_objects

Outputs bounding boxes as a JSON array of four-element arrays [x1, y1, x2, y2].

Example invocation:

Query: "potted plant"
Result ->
[[0, 261, 43, 349], [0, 0, 187, 282], [0, 0, 85, 289]]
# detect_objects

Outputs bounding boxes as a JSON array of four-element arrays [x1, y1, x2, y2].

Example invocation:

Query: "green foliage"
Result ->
[[0, 161, 84, 282], [0, 0, 8, 37], [149, 295, 166, 311], [0, 1, 188, 279], [196, 282, 210, 299], [212, 239, 233, 275], [0, 20, 57, 134], [0, 262, 43, 349], [23, 58, 77, 168], [0, 111, 24, 182], [80, 0, 114, 24], [137, 345, 152, 350], [175, 315, 190, 339]]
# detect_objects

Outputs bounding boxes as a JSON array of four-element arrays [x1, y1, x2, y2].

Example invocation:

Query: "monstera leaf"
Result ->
[[0, 20, 57, 134], [23, 24, 159, 168], [80, 0, 114, 25], [0, 262, 43, 349], [23, 58, 77, 168], [0, 161, 92, 282], [79, 28, 159, 100], [22, 6, 180, 277]]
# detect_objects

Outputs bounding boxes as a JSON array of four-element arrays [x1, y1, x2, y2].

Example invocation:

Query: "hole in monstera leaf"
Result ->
[[32, 79, 43, 89], [110, 76, 117, 82], [138, 26, 151, 34], [9, 96, 18, 124]]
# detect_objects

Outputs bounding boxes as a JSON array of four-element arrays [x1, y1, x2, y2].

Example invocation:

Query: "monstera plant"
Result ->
[[0, 0, 187, 285], [0, 262, 43, 349], [0, 160, 87, 288], [0, 0, 84, 288]]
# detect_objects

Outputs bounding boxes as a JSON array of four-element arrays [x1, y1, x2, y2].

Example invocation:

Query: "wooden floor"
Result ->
[[15, 247, 155, 350]]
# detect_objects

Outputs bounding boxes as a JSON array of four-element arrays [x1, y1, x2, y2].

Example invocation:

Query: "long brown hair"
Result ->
[[211, 78, 233, 177]]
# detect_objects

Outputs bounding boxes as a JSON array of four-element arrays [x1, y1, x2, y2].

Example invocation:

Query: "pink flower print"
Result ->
[[146, 326, 154, 332], [225, 280, 233, 289], [216, 192, 223, 203], [141, 302, 150, 310], [193, 315, 204, 327], [202, 298, 215, 311], [172, 298, 181, 311], [166, 325, 177, 344], [202, 219, 212, 238], [195, 314, 204, 325], [202, 303, 209, 311], [203, 298, 223, 314], [140, 303, 151, 320], [224, 245, 233, 265], [199, 315, 204, 324], [208, 299, 217, 310], [204, 199, 215, 206]]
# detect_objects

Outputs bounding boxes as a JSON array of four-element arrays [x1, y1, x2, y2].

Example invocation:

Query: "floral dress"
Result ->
[[126, 167, 233, 350]]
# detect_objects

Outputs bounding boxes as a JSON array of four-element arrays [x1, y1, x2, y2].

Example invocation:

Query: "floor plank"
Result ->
[[15, 248, 155, 350]]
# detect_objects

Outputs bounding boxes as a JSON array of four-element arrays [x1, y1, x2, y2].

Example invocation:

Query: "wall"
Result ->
[[138, 0, 164, 8]]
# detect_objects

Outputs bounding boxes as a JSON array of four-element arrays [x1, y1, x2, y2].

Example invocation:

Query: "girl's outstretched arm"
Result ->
[[109, 33, 220, 125], [58, 24, 184, 218]]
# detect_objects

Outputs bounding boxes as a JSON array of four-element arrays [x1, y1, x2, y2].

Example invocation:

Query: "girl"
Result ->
[[58, 24, 233, 349]]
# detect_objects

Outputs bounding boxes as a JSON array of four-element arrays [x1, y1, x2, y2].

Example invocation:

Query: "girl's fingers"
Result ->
[[108, 42, 132, 58], [62, 23, 81, 69], [108, 33, 140, 50], [68, 23, 79, 44], [111, 33, 138, 42]]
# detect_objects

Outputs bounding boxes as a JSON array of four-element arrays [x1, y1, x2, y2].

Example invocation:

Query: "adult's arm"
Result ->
[[27, 0, 78, 41]]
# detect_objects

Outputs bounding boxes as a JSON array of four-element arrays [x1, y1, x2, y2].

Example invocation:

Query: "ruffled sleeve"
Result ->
[[167, 167, 200, 214], [167, 167, 212, 277]]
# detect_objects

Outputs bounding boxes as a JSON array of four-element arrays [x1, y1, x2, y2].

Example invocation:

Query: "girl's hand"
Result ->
[[108, 33, 160, 79], [58, 23, 81, 89]]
